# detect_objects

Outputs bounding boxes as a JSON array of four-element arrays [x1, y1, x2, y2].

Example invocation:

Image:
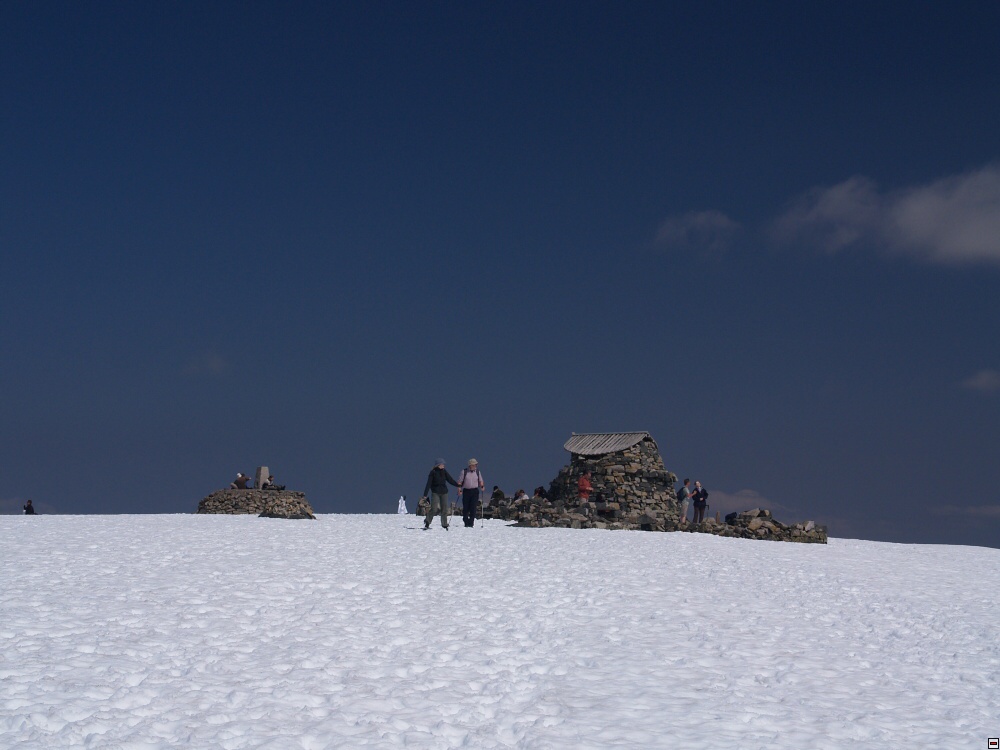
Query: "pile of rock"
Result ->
[[505, 432, 684, 530], [710, 508, 827, 543], [197, 489, 316, 520], [490, 432, 827, 543]]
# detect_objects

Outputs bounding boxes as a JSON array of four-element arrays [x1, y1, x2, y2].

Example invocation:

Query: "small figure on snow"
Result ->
[[397, 495, 408, 514], [23, 499, 35, 515], [691, 481, 709, 524], [458, 459, 485, 528], [676, 478, 692, 524], [423, 459, 460, 530]]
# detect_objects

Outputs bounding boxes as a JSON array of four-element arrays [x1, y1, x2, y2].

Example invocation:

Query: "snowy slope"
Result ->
[[1, 514, 997, 749]]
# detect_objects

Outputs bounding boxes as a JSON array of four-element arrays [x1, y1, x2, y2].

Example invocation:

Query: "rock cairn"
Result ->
[[197, 489, 316, 519], [490, 432, 826, 543], [498, 433, 683, 530], [714, 508, 827, 543]]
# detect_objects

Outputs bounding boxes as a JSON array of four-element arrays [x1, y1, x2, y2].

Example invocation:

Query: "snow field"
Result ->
[[1, 514, 998, 748]]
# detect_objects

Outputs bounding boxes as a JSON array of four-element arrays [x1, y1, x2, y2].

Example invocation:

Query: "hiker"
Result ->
[[577, 470, 593, 502], [514, 488, 529, 502], [532, 486, 548, 500], [491, 486, 506, 505], [459, 458, 485, 527], [423, 459, 459, 530], [397, 495, 408, 514], [262, 474, 285, 491], [691, 481, 709, 524], [23, 499, 35, 515], [230, 473, 250, 489], [677, 478, 692, 523]]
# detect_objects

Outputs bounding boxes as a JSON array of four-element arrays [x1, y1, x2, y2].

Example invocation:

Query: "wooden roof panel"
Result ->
[[563, 432, 653, 456]]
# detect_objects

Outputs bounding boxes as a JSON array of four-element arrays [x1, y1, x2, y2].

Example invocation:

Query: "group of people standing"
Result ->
[[675, 478, 709, 523], [422, 458, 485, 529]]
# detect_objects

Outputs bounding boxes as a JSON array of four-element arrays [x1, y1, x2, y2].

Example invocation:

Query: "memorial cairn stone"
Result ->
[[197, 466, 316, 519], [497, 432, 826, 543]]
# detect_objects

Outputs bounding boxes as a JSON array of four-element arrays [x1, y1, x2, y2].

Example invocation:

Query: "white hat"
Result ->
[[468, 458, 478, 466]]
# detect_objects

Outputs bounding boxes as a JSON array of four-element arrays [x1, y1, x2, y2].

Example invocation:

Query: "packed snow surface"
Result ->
[[1, 514, 997, 749]]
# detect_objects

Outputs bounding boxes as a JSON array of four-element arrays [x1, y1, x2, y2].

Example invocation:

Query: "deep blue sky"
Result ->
[[3, 2, 999, 547]]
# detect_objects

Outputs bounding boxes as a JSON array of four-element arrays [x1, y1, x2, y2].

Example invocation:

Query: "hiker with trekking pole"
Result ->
[[458, 458, 485, 528]]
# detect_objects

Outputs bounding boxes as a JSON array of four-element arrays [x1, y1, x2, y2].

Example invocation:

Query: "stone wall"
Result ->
[[197, 489, 316, 519], [500, 436, 683, 530]]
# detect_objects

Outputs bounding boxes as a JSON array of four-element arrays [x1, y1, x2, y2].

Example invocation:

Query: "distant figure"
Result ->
[[397, 495, 408, 514], [459, 458, 485, 528], [691, 480, 709, 524], [677, 478, 692, 524], [23, 499, 35, 515], [230, 473, 251, 490], [261, 475, 285, 491], [577, 470, 593, 502], [532, 486, 548, 500], [514, 488, 529, 502], [491, 486, 505, 506], [423, 459, 459, 530]]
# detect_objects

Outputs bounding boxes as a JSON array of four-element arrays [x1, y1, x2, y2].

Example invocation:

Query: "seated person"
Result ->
[[514, 488, 529, 502], [261, 474, 286, 491], [230, 472, 250, 489], [23, 499, 35, 515], [491, 485, 505, 504], [532, 486, 548, 500]]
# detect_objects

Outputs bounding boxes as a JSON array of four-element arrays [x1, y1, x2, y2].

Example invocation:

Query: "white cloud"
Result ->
[[961, 369, 1000, 393], [773, 165, 1000, 266], [182, 352, 228, 377], [654, 210, 741, 254]]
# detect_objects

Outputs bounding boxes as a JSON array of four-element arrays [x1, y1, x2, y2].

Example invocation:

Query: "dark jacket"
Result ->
[[424, 466, 459, 496], [23, 502, 35, 515], [692, 487, 708, 506]]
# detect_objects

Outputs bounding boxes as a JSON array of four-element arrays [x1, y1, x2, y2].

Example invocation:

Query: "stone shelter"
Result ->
[[504, 432, 684, 530], [500, 431, 828, 542]]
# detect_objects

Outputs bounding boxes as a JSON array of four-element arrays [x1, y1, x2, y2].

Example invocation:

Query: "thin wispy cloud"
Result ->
[[773, 165, 1000, 266], [932, 504, 1000, 521], [702, 488, 794, 517], [654, 210, 741, 254], [960, 369, 1000, 393], [182, 352, 228, 377]]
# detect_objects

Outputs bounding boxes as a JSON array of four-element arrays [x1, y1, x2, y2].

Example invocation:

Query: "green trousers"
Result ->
[[425, 492, 449, 528]]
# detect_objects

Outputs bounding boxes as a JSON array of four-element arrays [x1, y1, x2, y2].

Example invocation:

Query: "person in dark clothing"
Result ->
[[677, 478, 692, 524], [691, 481, 709, 524], [533, 486, 548, 500], [423, 459, 460, 529], [261, 475, 286, 491], [458, 459, 485, 527], [491, 486, 505, 505], [23, 499, 35, 515], [230, 473, 251, 489]]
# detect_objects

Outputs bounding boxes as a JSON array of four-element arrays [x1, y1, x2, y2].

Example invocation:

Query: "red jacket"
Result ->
[[577, 475, 593, 500]]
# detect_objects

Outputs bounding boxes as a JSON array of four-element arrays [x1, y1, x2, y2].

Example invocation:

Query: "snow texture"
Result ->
[[1, 514, 998, 748]]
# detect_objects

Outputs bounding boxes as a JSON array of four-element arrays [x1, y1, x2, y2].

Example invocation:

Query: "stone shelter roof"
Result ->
[[563, 432, 654, 456]]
